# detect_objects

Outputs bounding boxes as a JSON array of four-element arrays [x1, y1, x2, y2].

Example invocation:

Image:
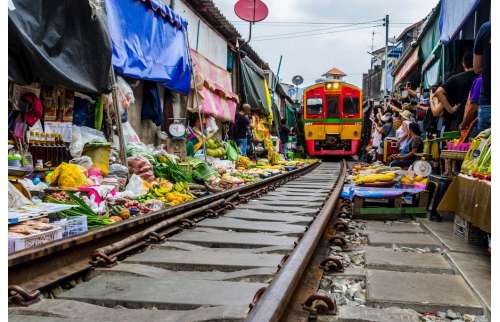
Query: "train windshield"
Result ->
[[326, 95, 340, 118], [306, 98, 323, 115], [343, 96, 360, 116]]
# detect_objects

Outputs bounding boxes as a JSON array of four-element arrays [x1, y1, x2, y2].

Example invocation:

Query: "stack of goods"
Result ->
[[461, 129, 491, 180], [9, 218, 63, 253], [350, 163, 400, 186]]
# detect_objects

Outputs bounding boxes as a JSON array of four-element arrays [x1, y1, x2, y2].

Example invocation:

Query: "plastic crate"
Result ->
[[8, 225, 63, 254], [454, 215, 485, 246], [54, 215, 88, 238]]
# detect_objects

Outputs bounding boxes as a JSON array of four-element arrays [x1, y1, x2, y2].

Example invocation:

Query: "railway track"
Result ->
[[9, 160, 490, 322], [9, 161, 348, 322]]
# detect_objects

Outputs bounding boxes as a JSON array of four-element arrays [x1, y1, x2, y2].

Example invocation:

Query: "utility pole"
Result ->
[[383, 14, 389, 95], [370, 30, 375, 70]]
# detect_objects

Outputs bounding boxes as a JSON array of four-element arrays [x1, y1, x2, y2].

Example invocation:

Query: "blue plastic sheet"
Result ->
[[439, 0, 480, 43], [341, 184, 425, 201], [105, 0, 191, 94]]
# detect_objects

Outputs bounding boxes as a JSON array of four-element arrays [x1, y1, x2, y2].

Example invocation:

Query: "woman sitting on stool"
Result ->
[[389, 122, 423, 168]]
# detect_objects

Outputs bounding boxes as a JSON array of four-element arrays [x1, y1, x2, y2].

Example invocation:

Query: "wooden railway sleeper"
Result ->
[[319, 256, 344, 273], [248, 286, 267, 311], [8, 285, 41, 306], [303, 293, 337, 316], [89, 251, 117, 268]]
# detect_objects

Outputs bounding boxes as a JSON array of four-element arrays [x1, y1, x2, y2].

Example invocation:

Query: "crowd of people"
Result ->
[[364, 21, 491, 168]]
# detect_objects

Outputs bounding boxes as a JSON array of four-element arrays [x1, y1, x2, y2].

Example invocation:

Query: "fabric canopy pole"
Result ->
[[8, 0, 112, 94], [105, 0, 191, 94]]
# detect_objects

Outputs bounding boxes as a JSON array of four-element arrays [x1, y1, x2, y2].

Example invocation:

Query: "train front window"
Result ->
[[326, 95, 340, 118], [306, 98, 323, 115], [343, 96, 360, 116]]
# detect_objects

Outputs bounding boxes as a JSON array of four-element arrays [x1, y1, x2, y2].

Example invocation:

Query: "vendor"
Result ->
[[389, 122, 423, 168], [279, 119, 290, 158], [395, 110, 415, 149], [234, 103, 252, 156]]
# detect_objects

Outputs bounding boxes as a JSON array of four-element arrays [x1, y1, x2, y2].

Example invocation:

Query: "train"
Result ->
[[302, 81, 362, 156]]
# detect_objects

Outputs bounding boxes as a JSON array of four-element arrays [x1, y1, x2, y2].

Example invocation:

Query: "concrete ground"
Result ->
[[421, 218, 491, 313]]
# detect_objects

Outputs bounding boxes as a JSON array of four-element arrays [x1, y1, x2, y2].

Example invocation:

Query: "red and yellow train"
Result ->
[[302, 81, 362, 156]]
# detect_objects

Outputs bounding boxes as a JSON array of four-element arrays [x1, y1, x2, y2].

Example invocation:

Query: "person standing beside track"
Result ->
[[433, 52, 477, 132], [472, 21, 491, 135], [234, 103, 252, 156], [279, 118, 291, 159]]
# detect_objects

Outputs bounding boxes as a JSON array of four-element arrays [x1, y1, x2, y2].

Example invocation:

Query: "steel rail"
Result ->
[[8, 161, 320, 296], [246, 160, 347, 322]]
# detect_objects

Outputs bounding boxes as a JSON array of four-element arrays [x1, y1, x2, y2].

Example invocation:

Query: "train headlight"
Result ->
[[326, 83, 332, 89], [333, 82, 339, 89]]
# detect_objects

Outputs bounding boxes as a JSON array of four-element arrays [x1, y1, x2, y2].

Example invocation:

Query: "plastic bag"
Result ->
[[225, 141, 239, 161], [70, 125, 107, 158], [46, 163, 89, 188], [69, 156, 93, 169], [127, 156, 156, 182], [115, 174, 148, 199], [116, 76, 135, 113], [109, 164, 129, 177], [122, 122, 141, 145], [8, 182, 33, 208]]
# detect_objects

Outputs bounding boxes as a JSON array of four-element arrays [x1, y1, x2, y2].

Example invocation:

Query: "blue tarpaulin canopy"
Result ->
[[105, 0, 191, 95], [438, 0, 481, 43]]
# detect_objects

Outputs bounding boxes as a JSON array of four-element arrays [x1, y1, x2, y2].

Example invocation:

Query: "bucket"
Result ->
[[82, 142, 111, 176]]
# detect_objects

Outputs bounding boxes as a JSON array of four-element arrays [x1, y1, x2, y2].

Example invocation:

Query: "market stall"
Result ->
[[437, 129, 491, 247], [342, 162, 430, 219], [7, 0, 317, 255]]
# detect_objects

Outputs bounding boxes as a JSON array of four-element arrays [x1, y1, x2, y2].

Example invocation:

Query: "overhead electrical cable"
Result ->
[[253, 24, 383, 42], [253, 24, 378, 40]]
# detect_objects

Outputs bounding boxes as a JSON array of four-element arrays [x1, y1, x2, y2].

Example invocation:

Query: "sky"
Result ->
[[212, 0, 439, 88]]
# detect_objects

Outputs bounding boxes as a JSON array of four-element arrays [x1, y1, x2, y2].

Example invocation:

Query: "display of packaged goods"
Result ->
[[53, 215, 88, 238], [8, 222, 63, 253]]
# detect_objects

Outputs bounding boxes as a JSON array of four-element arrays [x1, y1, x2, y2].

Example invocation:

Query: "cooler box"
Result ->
[[383, 138, 399, 163]]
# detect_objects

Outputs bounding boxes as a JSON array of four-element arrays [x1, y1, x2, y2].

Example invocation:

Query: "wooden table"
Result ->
[[440, 150, 466, 176], [438, 174, 490, 233]]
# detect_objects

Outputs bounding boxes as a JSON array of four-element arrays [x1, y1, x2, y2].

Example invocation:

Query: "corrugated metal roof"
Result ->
[[184, 0, 269, 69]]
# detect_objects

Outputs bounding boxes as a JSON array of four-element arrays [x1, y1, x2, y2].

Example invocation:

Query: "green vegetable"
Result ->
[[152, 157, 191, 183], [45, 193, 113, 228], [95, 96, 104, 130]]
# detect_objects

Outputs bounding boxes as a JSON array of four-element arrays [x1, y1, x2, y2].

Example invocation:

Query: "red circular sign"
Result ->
[[234, 0, 269, 23]]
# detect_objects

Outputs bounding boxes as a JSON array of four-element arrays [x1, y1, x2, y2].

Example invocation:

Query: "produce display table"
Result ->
[[342, 185, 429, 219], [440, 150, 466, 176], [437, 174, 491, 233]]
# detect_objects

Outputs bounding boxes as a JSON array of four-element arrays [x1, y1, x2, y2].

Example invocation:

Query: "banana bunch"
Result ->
[[148, 179, 174, 198], [268, 150, 281, 165], [236, 156, 252, 169], [173, 181, 189, 194], [165, 192, 193, 206], [353, 172, 396, 184], [401, 175, 428, 185]]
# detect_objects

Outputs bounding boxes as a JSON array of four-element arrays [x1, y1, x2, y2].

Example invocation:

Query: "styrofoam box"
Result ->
[[8, 226, 63, 254]]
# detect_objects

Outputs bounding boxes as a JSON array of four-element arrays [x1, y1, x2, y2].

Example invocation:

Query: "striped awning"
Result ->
[[190, 49, 239, 122]]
